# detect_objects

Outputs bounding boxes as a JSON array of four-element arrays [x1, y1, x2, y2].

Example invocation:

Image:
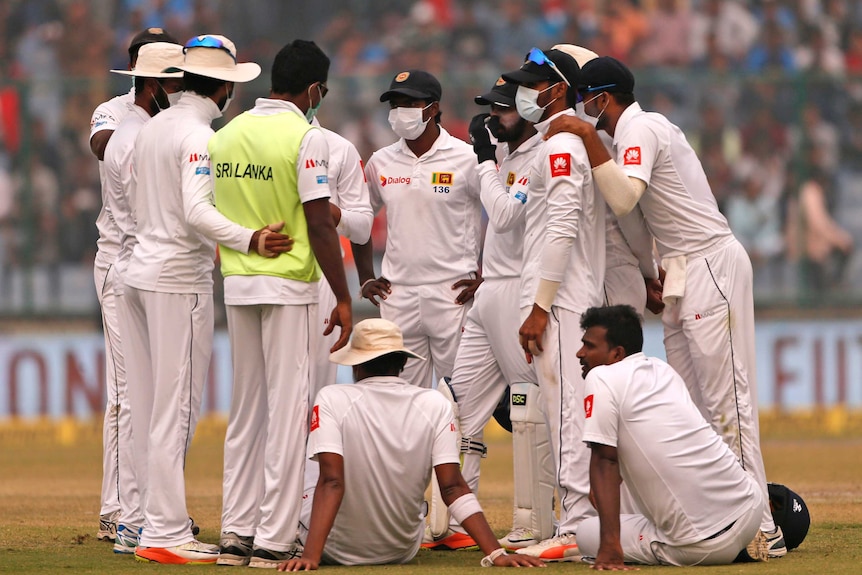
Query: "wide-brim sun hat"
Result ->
[[110, 42, 184, 78], [330, 318, 425, 366], [173, 34, 261, 83]]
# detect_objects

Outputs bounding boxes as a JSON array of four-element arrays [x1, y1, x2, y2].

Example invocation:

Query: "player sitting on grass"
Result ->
[[279, 318, 545, 570]]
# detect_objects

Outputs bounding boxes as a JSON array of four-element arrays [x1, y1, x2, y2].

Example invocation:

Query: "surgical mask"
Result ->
[[305, 85, 324, 123], [388, 103, 432, 140], [220, 86, 234, 114], [515, 83, 558, 123]]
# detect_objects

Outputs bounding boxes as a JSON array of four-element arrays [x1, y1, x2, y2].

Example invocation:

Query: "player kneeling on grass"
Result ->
[[278, 319, 545, 570], [576, 305, 768, 568]]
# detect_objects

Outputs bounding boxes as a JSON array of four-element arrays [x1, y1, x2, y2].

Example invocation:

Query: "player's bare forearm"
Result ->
[[544, 116, 611, 168], [589, 444, 627, 570], [279, 453, 345, 572]]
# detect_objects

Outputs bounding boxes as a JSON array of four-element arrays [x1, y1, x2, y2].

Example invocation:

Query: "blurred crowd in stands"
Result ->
[[2, 0, 862, 315]]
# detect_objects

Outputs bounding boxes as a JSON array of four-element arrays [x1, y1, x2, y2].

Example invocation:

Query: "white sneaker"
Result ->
[[515, 533, 580, 561], [498, 527, 539, 550], [135, 539, 219, 564]]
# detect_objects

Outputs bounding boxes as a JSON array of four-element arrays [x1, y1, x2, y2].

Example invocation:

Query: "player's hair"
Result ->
[[271, 39, 330, 96], [358, 352, 409, 376], [183, 72, 226, 97], [580, 305, 643, 356]]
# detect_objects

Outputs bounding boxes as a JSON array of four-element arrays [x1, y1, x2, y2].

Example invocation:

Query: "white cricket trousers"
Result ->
[[221, 303, 314, 552], [122, 286, 212, 548], [94, 262, 140, 525], [577, 479, 764, 565], [450, 278, 537, 489], [662, 237, 774, 532], [522, 306, 594, 536], [380, 276, 473, 388]]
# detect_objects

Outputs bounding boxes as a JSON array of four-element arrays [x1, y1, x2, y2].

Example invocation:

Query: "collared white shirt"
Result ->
[[91, 89, 134, 267], [364, 127, 482, 285], [477, 132, 541, 279], [613, 102, 732, 259], [102, 103, 151, 294], [583, 353, 760, 545], [221, 98, 331, 306], [521, 109, 605, 313], [125, 92, 252, 294], [308, 375, 460, 565]]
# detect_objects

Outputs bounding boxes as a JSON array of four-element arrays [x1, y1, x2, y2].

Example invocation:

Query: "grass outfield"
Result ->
[[1, 417, 861, 574]]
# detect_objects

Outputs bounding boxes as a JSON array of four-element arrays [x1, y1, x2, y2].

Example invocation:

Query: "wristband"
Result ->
[[447, 492, 482, 525], [358, 278, 375, 298], [481, 547, 507, 567]]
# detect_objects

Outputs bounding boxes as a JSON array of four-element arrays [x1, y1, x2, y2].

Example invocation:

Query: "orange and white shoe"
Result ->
[[421, 527, 478, 550], [135, 539, 219, 564], [514, 534, 580, 561]]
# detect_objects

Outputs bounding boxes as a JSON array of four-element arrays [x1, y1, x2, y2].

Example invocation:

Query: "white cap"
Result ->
[[110, 42, 184, 78], [174, 34, 261, 83], [329, 319, 425, 366]]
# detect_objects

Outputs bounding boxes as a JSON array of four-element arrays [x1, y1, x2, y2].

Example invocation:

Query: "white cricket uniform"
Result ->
[[449, 135, 540, 491], [578, 353, 764, 565], [300, 376, 461, 565], [364, 128, 482, 388], [123, 92, 254, 548], [311, 125, 373, 405], [100, 102, 154, 530], [91, 89, 134, 521], [613, 102, 773, 531], [521, 109, 605, 536], [217, 99, 332, 552]]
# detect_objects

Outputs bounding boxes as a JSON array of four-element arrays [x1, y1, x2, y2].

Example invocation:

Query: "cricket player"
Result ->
[[546, 56, 785, 557], [576, 305, 766, 567], [356, 69, 483, 389], [211, 39, 353, 569], [123, 35, 291, 565], [502, 47, 605, 561], [279, 319, 544, 570], [101, 41, 186, 554], [89, 26, 178, 543]]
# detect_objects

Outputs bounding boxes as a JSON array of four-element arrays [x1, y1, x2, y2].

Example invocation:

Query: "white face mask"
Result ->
[[388, 103, 432, 140], [167, 91, 183, 107], [515, 83, 558, 123]]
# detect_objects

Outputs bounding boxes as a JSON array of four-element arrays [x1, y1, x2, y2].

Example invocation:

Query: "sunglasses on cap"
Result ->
[[527, 47, 570, 87], [184, 35, 236, 62]]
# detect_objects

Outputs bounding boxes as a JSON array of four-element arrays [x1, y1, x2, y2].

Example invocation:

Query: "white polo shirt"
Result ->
[[125, 92, 253, 294], [308, 375, 460, 565], [613, 103, 732, 259], [521, 109, 605, 313], [477, 133, 541, 279], [315, 122, 373, 244], [583, 353, 760, 545], [102, 103, 151, 294], [364, 128, 482, 285], [91, 90, 134, 269]]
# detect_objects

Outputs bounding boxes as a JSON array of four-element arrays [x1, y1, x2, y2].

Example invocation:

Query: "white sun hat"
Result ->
[[174, 34, 261, 83], [110, 42, 184, 78], [329, 318, 425, 366]]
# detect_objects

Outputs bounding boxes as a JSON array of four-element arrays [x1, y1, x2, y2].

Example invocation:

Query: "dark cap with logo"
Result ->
[[502, 48, 580, 88], [379, 70, 442, 102], [475, 77, 517, 107], [579, 56, 635, 94], [128, 27, 179, 58]]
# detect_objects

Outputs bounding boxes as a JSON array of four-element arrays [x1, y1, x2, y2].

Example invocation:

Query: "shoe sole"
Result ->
[[135, 548, 217, 565]]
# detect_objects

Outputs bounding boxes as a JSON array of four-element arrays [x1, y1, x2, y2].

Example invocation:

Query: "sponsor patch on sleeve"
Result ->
[[549, 153, 571, 177], [623, 146, 641, 165], [584, 394, 594, 418], [316, 175, 329, 185], [310, 405, 320, 431], [195, 166, 210, 176]]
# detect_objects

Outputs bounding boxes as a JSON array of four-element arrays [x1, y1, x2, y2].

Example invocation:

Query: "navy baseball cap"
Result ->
[[579, 56, 635, 94], [474, 77, 517, 107], [380, 70, 442, 102], [502, 47, 580, 88]]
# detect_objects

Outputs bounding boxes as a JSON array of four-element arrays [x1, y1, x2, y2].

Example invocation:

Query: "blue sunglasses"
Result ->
[[184, 35, 236, 62], [526, 47, 570, 87]]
